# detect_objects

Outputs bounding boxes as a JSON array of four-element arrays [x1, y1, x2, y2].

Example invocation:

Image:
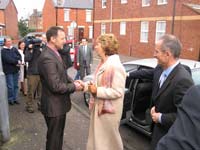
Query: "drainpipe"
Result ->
[[92, 0, 95, 40], [171, 0, 177, 34], [110, 0, 113, 33]]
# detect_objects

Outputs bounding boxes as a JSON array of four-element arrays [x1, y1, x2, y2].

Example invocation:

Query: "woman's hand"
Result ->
[[88, 83, 97, 96]]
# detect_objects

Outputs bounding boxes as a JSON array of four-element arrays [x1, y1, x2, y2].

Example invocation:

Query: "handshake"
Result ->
[[73, 80, 97, 96]]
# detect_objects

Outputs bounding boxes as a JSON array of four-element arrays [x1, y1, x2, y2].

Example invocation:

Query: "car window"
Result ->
[[191, 68, 200, 85], [123, 64, 138, 72]]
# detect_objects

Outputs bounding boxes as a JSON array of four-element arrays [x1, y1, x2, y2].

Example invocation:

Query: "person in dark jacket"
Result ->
[[156, 85, 200, 150], [24, 35, 43, 113], [1, 37, 22, 105], [128, 34, 194, 150], [58, 43, 72, 70], [38, 26, 83, 150]]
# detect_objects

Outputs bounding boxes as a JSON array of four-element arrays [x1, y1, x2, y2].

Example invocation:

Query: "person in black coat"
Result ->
[[156, 85, 200, 150], [128, 34, 194, 150], [58, 43, 72, 70], [1, 37, 22, 105]]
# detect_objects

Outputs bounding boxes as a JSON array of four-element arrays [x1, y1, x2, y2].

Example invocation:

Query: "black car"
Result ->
[[84, 58, 200, 137]]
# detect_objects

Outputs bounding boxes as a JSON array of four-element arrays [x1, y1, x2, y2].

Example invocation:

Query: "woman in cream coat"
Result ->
[[85, 34, 126, 150]]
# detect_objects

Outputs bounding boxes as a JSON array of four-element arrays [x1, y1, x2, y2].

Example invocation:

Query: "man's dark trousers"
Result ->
[[44, 115, 66, 150]]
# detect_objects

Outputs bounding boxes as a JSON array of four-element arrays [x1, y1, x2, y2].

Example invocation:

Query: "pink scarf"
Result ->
[[89, 61, 115, 116]]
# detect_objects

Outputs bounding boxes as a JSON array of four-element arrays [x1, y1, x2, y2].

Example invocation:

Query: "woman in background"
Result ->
[[18, 40, 27, 96], [85, 33, 126, 150]]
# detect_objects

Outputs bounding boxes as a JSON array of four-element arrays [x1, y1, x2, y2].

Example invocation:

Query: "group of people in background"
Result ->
[[1, 26, 200, 150]]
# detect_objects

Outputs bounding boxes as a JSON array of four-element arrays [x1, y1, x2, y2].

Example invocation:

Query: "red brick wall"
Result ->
[[42, 0, 56, 32], [4, 0, 18, 40], [94, 0, 200, 60]]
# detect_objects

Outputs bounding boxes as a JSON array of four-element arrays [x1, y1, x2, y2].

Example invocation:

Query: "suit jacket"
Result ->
[[38, 46, 76, 117], [156, 85, 200, 150], [77, 45, 93, 66], [129, 63, 194, 149]]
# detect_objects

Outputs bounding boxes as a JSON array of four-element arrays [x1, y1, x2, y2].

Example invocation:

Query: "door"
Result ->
[[78, 28, 84, 41]]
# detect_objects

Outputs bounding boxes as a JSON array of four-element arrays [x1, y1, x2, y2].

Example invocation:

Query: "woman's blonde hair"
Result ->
[[96, 33, 119, 56]]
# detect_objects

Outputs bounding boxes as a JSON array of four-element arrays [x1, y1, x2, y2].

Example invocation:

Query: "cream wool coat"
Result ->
[[86, 55, 126, 150]]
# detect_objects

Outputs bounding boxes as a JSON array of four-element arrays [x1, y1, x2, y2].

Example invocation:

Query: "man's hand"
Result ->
[[74, 80, 84, 91], [150, 106, 161, 123]]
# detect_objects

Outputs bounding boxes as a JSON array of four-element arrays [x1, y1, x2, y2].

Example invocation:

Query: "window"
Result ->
[[121, 0, 127, 4], [157, 0, 167, 5], [101, 23, 106, 35], [64, 9, 70, 21], [89, 26, 93, 39], [140, 21, 149, 43], [155, 21, 166, 42], [102, 0, 107, 8], [120, 22, 126, 35], [86, 10, 92, 22], [142, 0, 150, 7]]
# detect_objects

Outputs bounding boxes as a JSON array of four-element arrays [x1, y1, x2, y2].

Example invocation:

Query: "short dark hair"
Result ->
[[46, 26, 65, 42], [159, 34, 182, 58]]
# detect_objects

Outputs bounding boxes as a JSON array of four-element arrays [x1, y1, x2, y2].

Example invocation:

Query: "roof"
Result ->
[[53, 0, 93, 9], [0, 0, 9, 9], [184, 3, 200, 14]]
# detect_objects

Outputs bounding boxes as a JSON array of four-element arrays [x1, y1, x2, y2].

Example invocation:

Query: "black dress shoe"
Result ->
[[9, 102, 14, 105], [14, 101, 20, 104]]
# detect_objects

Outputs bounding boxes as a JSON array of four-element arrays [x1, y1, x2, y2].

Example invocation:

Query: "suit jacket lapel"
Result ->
[[154, 64, 180, 101]]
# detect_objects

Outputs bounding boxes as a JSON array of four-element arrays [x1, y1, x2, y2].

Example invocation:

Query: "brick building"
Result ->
[[0, 0, 18, 39], [94, 0, 200, 60], [28, 9, 43, 31], [42, 0, 93, 42]]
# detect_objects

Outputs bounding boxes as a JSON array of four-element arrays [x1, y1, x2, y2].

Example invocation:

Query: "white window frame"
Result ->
[[64, 9, 70, 22], [155, 21, 166, 42], [88, 26, 93, 39], [140, 21, 149, 43], [120, 21, 126, 35], [101, 23, 106, 35], [121, 0, 127, 4], [157, 0, 168, 5], [102, 0, 107, 9], [142, 0, 150, 7], [86, 9, 92, 22]]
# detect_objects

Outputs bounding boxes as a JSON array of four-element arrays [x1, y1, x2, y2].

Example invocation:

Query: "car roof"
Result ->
[[123, 58, 200, 69]]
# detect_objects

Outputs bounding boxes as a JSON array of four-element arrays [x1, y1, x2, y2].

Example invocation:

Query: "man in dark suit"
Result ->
[[77, 38, 93, 79], [128, 34, 194, 150], [156, 85, 200, 150], [38, 26, 83, 150]]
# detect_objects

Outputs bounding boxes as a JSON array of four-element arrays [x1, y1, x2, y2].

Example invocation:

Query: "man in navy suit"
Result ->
[[128, 34, 194, 150], [156, 85, 200, 150]]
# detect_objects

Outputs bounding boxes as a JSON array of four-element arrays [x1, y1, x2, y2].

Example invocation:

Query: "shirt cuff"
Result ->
[[158, 113, 162, 124]]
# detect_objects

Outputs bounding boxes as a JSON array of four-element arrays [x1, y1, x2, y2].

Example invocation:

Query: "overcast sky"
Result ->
[[13, 0, 45, 19]]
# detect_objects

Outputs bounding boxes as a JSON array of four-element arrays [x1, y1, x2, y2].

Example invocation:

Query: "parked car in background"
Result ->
[[84, 58, 200, 137], [0, 36, 7, 47]]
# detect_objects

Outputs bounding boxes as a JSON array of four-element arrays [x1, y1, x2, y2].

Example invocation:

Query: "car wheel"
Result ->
[[84, 92, 90, 107]]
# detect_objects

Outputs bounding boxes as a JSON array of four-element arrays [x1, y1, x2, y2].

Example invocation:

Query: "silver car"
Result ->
[[121, 58, 200, 137]]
